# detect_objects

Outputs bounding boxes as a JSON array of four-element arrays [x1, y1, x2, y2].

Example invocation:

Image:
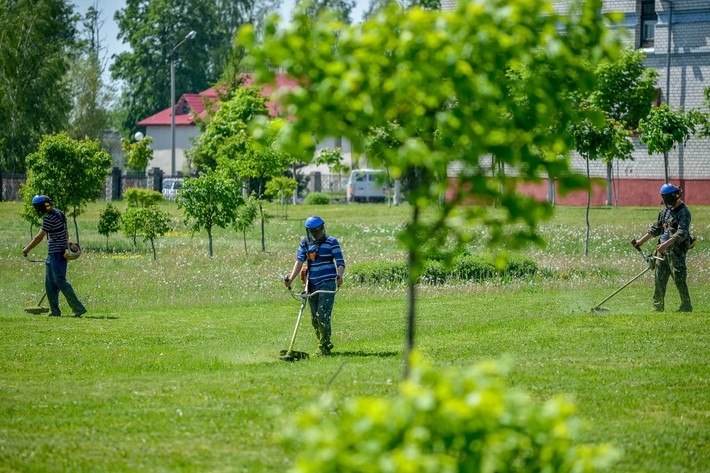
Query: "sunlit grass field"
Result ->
[[1, 200, 709, 472]]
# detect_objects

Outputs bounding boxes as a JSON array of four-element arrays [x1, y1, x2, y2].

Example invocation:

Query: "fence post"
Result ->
[[147, 167, 164, 192], [310, 171, 321, 193], [111, 167, 122, 201]]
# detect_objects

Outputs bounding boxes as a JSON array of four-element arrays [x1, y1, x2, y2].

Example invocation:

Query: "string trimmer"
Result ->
[[590, 241, 663, 314], [280, 278, 337, 362], [24, 255, 49, 314]]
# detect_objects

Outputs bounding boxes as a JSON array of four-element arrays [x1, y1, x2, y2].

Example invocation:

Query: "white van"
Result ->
[[347, 169, 388, 203], [162, 178, 183, 200]]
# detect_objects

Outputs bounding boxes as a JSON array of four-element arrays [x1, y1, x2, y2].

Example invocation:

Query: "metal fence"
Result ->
[[1, 169, 156, 202], [0, 173, 26, 201]]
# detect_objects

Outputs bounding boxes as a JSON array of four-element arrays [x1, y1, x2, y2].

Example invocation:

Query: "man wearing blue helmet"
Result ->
[[632, 183, 693, 312], [284, 216, 345, 355], [22, 195, 87, 317]]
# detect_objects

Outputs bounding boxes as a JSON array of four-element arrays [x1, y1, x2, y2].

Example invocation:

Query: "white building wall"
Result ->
[[144, 125, 201, 177]]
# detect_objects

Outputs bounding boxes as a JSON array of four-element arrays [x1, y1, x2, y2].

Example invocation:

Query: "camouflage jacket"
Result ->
[[648, 202, 692, 251]]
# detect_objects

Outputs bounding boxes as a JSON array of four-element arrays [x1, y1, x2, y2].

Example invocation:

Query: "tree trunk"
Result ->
[[585, 158, 591, 256], [72, 214, 80, 245], [605, 161, 613, 206], [403, 205, 420, 380], [260, 203, 266, 253]]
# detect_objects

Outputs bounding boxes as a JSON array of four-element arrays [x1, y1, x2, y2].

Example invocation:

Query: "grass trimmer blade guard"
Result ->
[[25, 293, 50, 314]]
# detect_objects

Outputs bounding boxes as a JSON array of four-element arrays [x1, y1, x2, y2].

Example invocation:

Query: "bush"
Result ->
[[348, 260, 408, 285], [304, 192, 331, 205], [421, 260, 447, 284], [348, 254, 538, 286], [452, 255, 497, 281], [504, 253, 539, 278], [123, 188, 164, 208], [285, 353, 620, 473]]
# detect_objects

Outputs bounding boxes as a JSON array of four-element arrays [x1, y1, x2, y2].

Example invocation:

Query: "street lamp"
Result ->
[[170, 30, 197, 177]]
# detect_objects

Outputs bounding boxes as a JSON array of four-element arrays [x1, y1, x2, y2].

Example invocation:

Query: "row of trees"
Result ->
[[0, 0, 474, 176]]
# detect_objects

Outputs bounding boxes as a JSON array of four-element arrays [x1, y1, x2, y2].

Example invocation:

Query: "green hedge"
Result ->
[[348, 254, 538, 285]]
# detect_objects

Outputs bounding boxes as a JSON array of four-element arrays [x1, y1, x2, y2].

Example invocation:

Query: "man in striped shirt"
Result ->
[[22, 195, 87, 317], [284, 216, 345, 356]]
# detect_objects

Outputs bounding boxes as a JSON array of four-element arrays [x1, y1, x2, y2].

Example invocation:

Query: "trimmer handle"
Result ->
[[630, 238, 644, 254]]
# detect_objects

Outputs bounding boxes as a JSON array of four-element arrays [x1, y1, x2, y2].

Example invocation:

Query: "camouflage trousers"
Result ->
[[653, 250, 692, 312], [308, 279, 337, 353]]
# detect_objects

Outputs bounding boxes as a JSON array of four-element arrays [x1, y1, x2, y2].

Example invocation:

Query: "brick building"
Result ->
[[442, 0, 710, 205]]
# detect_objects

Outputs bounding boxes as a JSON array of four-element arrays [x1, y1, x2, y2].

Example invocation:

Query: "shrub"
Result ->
[[304, 192, 331, 205], [504, 253, 539, 278], [348, 260, 408, 285], [349, 254, 539, 286], [285, 353, 621, 473], [97, 203, 122, 251], [421, 260, 447, 284], [124, 188, 164, 208], [452, 255, 497, 281]]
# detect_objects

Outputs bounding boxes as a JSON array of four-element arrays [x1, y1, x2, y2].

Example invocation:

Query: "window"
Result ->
[[640, 0, 657, 48]]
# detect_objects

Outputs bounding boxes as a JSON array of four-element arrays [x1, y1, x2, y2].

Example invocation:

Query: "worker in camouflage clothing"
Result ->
[[632, 183, 694, 312]]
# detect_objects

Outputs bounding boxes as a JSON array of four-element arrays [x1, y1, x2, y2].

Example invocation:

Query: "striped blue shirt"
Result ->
[[297, 235, 345, 287], [41, 209, 68, 254]]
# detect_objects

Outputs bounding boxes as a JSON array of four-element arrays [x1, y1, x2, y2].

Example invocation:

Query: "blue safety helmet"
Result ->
[[32, 195, 53, 216], [305, 216, 326, 244], [305, 216, 325, 229], [660, 183, 681, 208]]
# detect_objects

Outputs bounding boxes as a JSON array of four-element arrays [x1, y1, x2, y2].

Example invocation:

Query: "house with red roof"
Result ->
[[136, 74, 358, 181], [137, 88, 218, 176]]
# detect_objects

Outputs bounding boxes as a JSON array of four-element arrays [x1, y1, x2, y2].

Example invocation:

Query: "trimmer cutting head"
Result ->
[[278, 349, 309, 362], [25, 306, 50, 314], [25, 293, 49, 314]]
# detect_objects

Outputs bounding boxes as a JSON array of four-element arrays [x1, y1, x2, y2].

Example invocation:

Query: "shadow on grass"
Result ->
[[333, 350, 399, 358], [84, 315, 120, 320]]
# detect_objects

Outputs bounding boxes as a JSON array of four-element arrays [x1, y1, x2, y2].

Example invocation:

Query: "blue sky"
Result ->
[[72, 0, 370, 72]]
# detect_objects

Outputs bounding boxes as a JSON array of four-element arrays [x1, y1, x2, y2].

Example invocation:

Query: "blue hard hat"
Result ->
[[32, 195, 53, 216], [305, 216, 325, 229], [660, 183, 679, 195]]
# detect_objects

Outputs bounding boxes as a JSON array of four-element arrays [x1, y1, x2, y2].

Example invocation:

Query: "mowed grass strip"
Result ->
[[1, 201, 709, 472]]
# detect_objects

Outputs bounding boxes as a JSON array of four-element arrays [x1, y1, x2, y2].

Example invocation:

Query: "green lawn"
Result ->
[[1, 201, 708, 472]]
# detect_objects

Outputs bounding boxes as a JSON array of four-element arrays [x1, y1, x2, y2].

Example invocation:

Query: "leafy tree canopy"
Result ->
[[638, 103, 695, 155], [67, 5, 115, 142], [0, 0, 75, 172], [111, 0, 277, 137], [177, 170, 244, 257], [21, 133, 112, 243], [191, 86, 271, 171], [122, 135, 155, 172], [294, 0, 356, 23], [587, 48, 658, 131]]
